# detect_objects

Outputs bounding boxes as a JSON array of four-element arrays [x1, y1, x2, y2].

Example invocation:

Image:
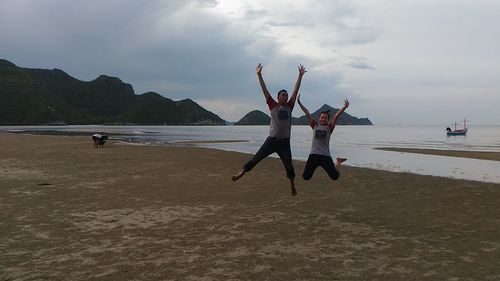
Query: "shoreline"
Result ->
[[5, 129, 250, 145], [376, 147, 500, 162], [9, 129, 500, 160], [6, 130, 500, 182], [5, 130, 500, 184], [173, 139, 249, 144]]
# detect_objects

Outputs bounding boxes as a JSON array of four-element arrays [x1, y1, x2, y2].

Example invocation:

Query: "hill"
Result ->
[[236, 104, 372, 126], [293, 104, 373, 125], [235, 110, 271, 125], [0, 59, 225, 125]]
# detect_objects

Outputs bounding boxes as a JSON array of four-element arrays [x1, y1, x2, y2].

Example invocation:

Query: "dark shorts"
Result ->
[[243, 137, 295, 180], [302, 154, 339, 181]]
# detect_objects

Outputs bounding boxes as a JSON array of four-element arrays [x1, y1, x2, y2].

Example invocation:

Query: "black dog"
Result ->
[[92, 134, 108, 148]]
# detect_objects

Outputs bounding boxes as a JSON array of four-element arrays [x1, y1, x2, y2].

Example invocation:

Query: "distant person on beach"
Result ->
[[232, 63, 307, 196], [92, 133, 108, 148], [297, 95, 349, 181]]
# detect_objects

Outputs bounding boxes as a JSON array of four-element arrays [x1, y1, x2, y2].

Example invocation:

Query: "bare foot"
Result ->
[[290, 181, 297, 196], [336, 157, 347, 165], [232, 170, 245, 181]]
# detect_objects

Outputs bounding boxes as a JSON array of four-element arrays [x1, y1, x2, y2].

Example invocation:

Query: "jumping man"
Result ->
[[232, 63, 307, 196]]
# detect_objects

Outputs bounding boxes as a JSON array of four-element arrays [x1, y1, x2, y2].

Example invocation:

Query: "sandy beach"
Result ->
[[1, 132, 500, 280]]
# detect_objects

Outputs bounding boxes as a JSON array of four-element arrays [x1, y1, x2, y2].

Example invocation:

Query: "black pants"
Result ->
[[243, 137, 295, 180], [303, 154, 339, 181]]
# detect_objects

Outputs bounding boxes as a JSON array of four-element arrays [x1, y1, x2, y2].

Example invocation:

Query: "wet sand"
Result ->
[[376, 147, 500, 162], [1, 132, 500, 280]]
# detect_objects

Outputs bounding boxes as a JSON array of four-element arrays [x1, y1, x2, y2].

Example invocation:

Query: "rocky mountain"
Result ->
[[0, 59, 225, 125], [293, 104, 373, 125]]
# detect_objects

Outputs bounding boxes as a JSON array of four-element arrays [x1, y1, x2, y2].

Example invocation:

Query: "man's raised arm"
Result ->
[[256, 63, 271, 101], [288, 64, 307, 105]]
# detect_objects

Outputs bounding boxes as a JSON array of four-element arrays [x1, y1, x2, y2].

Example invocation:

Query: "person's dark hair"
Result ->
[[277, 89, 288, 98], [320, 110, 331, 118]]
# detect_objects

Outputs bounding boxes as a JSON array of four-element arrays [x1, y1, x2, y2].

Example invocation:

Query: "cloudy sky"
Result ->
[[1, 0, 499, 125]]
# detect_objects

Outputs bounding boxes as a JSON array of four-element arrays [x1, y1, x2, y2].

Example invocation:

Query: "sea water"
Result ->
[[2, 125, 500, 184]]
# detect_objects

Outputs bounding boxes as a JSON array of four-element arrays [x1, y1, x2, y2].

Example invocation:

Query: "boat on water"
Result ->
[[446, 119, 468, 136]]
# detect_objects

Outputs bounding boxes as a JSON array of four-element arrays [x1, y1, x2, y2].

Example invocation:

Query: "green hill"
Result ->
[[0, 59, 225, 125], [235, 110, 271, 125]]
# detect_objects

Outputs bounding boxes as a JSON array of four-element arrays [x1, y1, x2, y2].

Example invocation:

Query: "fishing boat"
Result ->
[[446, 119, 468, 136]]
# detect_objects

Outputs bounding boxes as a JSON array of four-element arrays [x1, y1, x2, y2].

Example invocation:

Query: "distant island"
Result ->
[[235, 104, 372, 126], [235, 110, 271, 125], [0, 59, 225, 125], [293, 104, 372, 125]]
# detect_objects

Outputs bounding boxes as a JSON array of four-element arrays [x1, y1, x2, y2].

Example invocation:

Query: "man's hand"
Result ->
[[298, 64, 307, 76], [343, 99, 350, 109], [256, 63, 263, 75]]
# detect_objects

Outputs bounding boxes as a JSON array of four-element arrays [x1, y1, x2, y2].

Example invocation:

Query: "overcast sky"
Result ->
[[2, 0, 499, 125]]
